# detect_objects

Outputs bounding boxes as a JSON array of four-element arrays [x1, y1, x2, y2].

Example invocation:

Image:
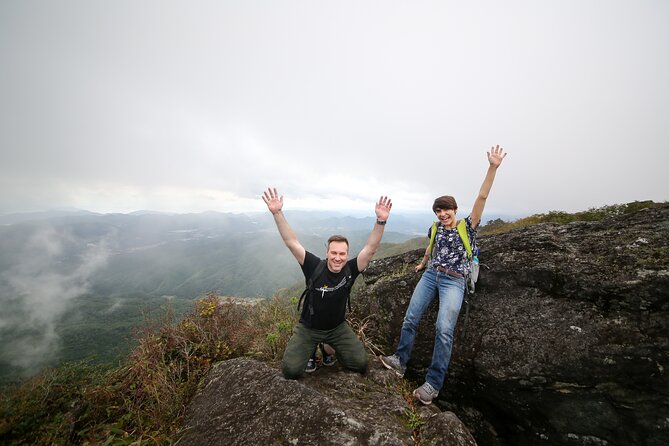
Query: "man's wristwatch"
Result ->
[[376, 219, 387, 225]]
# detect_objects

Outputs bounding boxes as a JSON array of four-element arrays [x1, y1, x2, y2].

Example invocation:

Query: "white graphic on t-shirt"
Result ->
[[316, 277, 349, 298]]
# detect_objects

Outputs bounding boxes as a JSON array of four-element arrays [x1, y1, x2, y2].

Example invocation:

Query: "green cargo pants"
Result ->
[[282, 321, 368, 379]]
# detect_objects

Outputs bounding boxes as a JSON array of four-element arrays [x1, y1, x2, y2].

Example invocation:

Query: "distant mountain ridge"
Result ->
[[0, 209, 521, 299], [0, 209, 99, 225], [0, 208, 513, 229], [1, 209, 465, 303]]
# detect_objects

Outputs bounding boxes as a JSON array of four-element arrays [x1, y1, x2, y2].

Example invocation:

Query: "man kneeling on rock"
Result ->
[[262, 187, 392, 379]]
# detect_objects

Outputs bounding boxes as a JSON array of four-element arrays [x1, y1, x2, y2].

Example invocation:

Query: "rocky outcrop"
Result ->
[[179, 357, 476, 446], [357, 204, 669, 446]]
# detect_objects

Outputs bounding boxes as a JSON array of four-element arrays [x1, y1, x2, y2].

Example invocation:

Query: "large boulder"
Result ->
[[356, 204, 669, 446], [179, 356, 476, 446]]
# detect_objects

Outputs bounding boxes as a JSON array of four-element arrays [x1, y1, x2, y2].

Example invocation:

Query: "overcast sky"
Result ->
[[1, 0, 667, 218]]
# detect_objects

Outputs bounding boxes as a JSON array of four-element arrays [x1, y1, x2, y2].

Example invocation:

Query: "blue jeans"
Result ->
[[395, 267, 465, 391]]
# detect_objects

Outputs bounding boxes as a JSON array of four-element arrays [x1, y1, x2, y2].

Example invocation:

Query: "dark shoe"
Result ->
[[413, 382, 439, 405], [322, 353, 336, 366], [319, 343, 336, 366], [305, 357, 316, 373], [379, 354, 406, 377]]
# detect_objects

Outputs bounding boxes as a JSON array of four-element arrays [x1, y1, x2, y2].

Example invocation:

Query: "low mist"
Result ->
[[0, 225, 109, 376]]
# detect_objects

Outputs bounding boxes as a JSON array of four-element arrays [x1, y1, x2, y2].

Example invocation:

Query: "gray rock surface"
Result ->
[[357, 204, 669, 446], [179, 357, 476, 446]]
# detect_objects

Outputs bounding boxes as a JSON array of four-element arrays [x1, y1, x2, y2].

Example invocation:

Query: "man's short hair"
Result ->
[[432, 195, 458, 213], [327, 235, 349, 250]]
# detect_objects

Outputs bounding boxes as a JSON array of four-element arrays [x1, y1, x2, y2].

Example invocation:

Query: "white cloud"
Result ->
[[0, 0, 667, 216]]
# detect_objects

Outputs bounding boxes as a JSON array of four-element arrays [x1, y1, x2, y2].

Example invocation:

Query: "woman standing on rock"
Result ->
[[380, 145, 507, 405]]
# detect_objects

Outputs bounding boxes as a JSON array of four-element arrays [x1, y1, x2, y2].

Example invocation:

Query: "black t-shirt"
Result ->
[[300, 251, 360, 330]]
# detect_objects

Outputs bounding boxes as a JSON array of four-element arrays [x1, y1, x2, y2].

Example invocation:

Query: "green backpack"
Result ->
[[426, 219, 480, 294]]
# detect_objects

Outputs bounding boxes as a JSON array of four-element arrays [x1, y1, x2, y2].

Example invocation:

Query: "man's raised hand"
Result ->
[[375, 196, 393, 222], [262, 187, 283, 215]]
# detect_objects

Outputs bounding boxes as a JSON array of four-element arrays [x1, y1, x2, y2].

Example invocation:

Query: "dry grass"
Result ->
[[1, 293, 299, 445]]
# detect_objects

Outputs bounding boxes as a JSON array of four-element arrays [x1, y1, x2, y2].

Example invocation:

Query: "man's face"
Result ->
[[326, 241, 349, 273], [435, 207, 457, 228]]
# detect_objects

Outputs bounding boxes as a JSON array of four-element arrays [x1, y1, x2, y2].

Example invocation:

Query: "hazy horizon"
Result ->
[[1, 198, 660, 221]]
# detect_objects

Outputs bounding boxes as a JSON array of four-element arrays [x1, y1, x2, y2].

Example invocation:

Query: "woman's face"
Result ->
[[434, 207, 457, 228]]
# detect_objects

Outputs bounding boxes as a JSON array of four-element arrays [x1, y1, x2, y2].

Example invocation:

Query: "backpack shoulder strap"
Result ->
[[427, 221, 438, 259], [456, 219, 472, 259], [297, 259, 328, 311], [308, 259, 328, 289], [342, 263, 353, 288], [342, 263, 354, 312]]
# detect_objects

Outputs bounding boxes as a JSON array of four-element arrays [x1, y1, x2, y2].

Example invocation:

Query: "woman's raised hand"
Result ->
[[487, 145, 507, 168]]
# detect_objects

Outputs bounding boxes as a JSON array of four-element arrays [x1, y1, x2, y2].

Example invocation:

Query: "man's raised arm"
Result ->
[[357, 196, 393, 272], [262, 187, 306, 265]]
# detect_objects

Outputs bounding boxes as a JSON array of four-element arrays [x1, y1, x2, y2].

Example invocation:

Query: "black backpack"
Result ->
[[297, 259, 354, 317]]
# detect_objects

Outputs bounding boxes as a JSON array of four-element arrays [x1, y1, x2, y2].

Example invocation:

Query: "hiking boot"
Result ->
[[379, 354, 406, 377], [413, 382, 439, 405], [305, 357, 316, 373]]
